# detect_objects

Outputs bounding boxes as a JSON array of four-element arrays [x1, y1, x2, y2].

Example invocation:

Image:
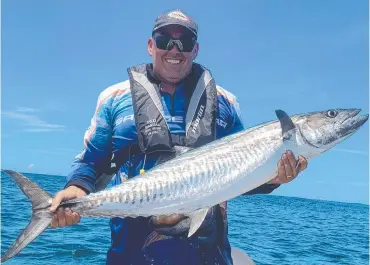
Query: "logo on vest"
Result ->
[[191, 105, 205, 134]]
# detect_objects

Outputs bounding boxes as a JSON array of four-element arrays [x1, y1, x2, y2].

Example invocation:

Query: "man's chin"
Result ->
[[158, 74, 184, 84], [166, 76, 184, 84], [155, 68, 192, 84]]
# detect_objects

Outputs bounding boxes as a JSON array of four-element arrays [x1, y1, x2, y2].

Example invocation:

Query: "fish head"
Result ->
[[293, 109, 368, 156]]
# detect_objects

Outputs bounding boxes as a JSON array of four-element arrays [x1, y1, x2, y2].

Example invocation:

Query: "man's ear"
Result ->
[[148, 38, 154, 56], [192, 42, 199, 60]]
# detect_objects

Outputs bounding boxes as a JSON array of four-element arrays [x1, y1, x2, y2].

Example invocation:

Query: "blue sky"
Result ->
[[1, 1, 369, 204]]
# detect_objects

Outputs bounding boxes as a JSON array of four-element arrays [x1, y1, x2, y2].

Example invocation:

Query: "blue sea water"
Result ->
[[1, 172, 369, 265]]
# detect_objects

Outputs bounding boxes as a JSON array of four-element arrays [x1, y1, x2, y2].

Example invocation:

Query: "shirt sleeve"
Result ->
[[228, 94, 245, 134], [65, 90, 115, 194]]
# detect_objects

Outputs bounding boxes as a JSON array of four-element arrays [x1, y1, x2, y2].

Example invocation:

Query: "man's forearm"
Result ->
[[243, 183, 280, 195], [65, 162, 99, 194]]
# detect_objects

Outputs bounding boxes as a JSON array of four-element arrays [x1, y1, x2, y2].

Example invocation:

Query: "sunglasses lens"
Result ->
[[179, 37, 196, 52], [154, 34, 195, 52], [154, 35, 172, 50]]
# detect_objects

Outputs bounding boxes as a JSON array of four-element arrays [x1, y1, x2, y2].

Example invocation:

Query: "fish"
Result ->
[[1, 108, 368, 262]]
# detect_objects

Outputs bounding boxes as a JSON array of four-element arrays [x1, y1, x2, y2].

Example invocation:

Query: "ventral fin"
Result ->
[[275, 109, 296, 141], [187, 208, 209, 237]]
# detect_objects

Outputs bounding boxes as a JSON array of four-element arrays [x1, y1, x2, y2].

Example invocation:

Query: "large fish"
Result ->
[[1, 109, 368, 262]]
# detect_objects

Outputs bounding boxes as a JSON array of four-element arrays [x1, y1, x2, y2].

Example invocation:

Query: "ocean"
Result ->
[[1, 172, 368, 265]]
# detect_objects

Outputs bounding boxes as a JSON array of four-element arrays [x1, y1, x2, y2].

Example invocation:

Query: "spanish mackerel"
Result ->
[[1, 108, 368, 262]]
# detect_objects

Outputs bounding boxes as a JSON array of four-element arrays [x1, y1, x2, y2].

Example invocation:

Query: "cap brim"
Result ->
[[153, 22, 197, 38]]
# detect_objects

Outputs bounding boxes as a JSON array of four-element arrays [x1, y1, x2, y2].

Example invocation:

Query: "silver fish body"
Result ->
[[74, 119, 285, 218], [1, 108, 368, 262]]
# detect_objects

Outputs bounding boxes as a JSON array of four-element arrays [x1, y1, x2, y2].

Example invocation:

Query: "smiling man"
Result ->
[[50, 9, 307, 265]]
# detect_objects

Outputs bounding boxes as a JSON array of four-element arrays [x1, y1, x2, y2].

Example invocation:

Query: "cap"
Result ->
[[152, 9, 198, 39]]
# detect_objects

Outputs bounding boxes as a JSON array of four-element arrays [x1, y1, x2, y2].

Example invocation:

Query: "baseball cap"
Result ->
[[152, 9, 198, 39]]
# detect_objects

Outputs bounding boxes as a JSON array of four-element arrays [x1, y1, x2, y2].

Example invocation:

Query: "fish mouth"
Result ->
[[341, 109, 361, 123], [341, 109, 369, 136]]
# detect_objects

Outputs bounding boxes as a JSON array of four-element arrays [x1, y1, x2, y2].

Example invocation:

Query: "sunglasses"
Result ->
[[153, 34, 197, 52]]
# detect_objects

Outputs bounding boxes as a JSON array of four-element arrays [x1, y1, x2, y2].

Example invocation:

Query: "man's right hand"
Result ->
[[49, 185, 86, 229]]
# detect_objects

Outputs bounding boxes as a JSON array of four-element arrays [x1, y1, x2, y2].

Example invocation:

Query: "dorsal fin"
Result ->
[[275, 109, 296, 141]]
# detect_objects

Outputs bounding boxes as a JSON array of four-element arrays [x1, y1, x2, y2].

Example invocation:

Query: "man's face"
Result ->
[[148, 25, 199, 84]]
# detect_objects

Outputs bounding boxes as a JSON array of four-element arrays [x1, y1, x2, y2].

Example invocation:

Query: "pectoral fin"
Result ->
[[95, 173, 116, 192], [174, 146, 193, 156], [187, 208, 209, 237]]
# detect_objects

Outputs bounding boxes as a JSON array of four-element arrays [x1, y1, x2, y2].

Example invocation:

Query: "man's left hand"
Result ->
[[268, 150, 308, 184], [151, 214, 187, 227]]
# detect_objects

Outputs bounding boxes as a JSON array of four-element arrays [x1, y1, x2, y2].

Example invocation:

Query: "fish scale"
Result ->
[[1, 108, 368, 263]]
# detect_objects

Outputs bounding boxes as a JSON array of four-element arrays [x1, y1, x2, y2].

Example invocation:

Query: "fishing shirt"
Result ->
[[65, 79, 279, 264]]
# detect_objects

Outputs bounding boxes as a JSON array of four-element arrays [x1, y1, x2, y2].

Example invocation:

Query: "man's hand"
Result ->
[[49, 186, 86, 229], [151, 214, 187, 227], [268, 150, 308, 184], [150, 208, 217, 237]]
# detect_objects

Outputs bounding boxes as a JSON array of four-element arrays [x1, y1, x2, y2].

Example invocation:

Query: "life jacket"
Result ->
[[125, 63, 231, 264], [110, 63, 219, 175], [102, 63, 234, 265], [127, 63, 217, 156]]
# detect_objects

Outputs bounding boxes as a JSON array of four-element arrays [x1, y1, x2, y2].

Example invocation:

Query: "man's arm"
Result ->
[[64, 105, 113, 194], [50, 87, 121, 228], [65, 88, 116, 193]]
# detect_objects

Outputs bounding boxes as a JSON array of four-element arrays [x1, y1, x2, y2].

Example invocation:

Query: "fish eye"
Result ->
[[327, 110, 338, 118]]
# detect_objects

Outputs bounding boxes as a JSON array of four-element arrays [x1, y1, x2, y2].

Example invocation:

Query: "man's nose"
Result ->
[[168, 42, 182, 53]]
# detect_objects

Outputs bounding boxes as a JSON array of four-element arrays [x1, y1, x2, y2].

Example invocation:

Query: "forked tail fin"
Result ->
[[1, 170, 53, 263]]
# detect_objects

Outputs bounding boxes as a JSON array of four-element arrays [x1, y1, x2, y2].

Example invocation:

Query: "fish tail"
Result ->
[[1, 170, 53, 263]]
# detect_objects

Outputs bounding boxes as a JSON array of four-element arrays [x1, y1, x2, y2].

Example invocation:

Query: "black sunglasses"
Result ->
[[153, 34, 197, 52]]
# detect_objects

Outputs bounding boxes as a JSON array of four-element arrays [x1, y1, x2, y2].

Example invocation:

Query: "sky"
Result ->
[[1, 1, 369, 204]]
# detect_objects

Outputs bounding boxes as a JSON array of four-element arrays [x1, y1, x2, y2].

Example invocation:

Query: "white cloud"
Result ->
[[15, 106, 38, 113], [333, 148, 368, 156], [24, 128, 63, 133], [2, 108, 66, 133], [349, 182, 368, 187], [28, 148, 79, 156], [28, 164, 34, 169], [56, 148, 80, 153]]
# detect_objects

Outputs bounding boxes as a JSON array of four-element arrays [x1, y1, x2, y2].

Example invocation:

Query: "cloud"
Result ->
[[56, 148, 80, 153], [28, 148, 79, 156], [2, 108, 66, 133], [349, 182, 368, 187], [333, 148, 368, 156], [15, 106, 38, 113], [24, 128, 63, 133], [28, 164, 34, 169]]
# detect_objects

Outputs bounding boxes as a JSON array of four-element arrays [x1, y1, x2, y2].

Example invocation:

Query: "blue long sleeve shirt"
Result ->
[[66, 80, 278, 191], [65, 79, 279, 264]]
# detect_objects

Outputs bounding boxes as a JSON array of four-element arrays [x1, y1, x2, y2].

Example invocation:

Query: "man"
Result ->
[[50, 9, 308, 265]]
